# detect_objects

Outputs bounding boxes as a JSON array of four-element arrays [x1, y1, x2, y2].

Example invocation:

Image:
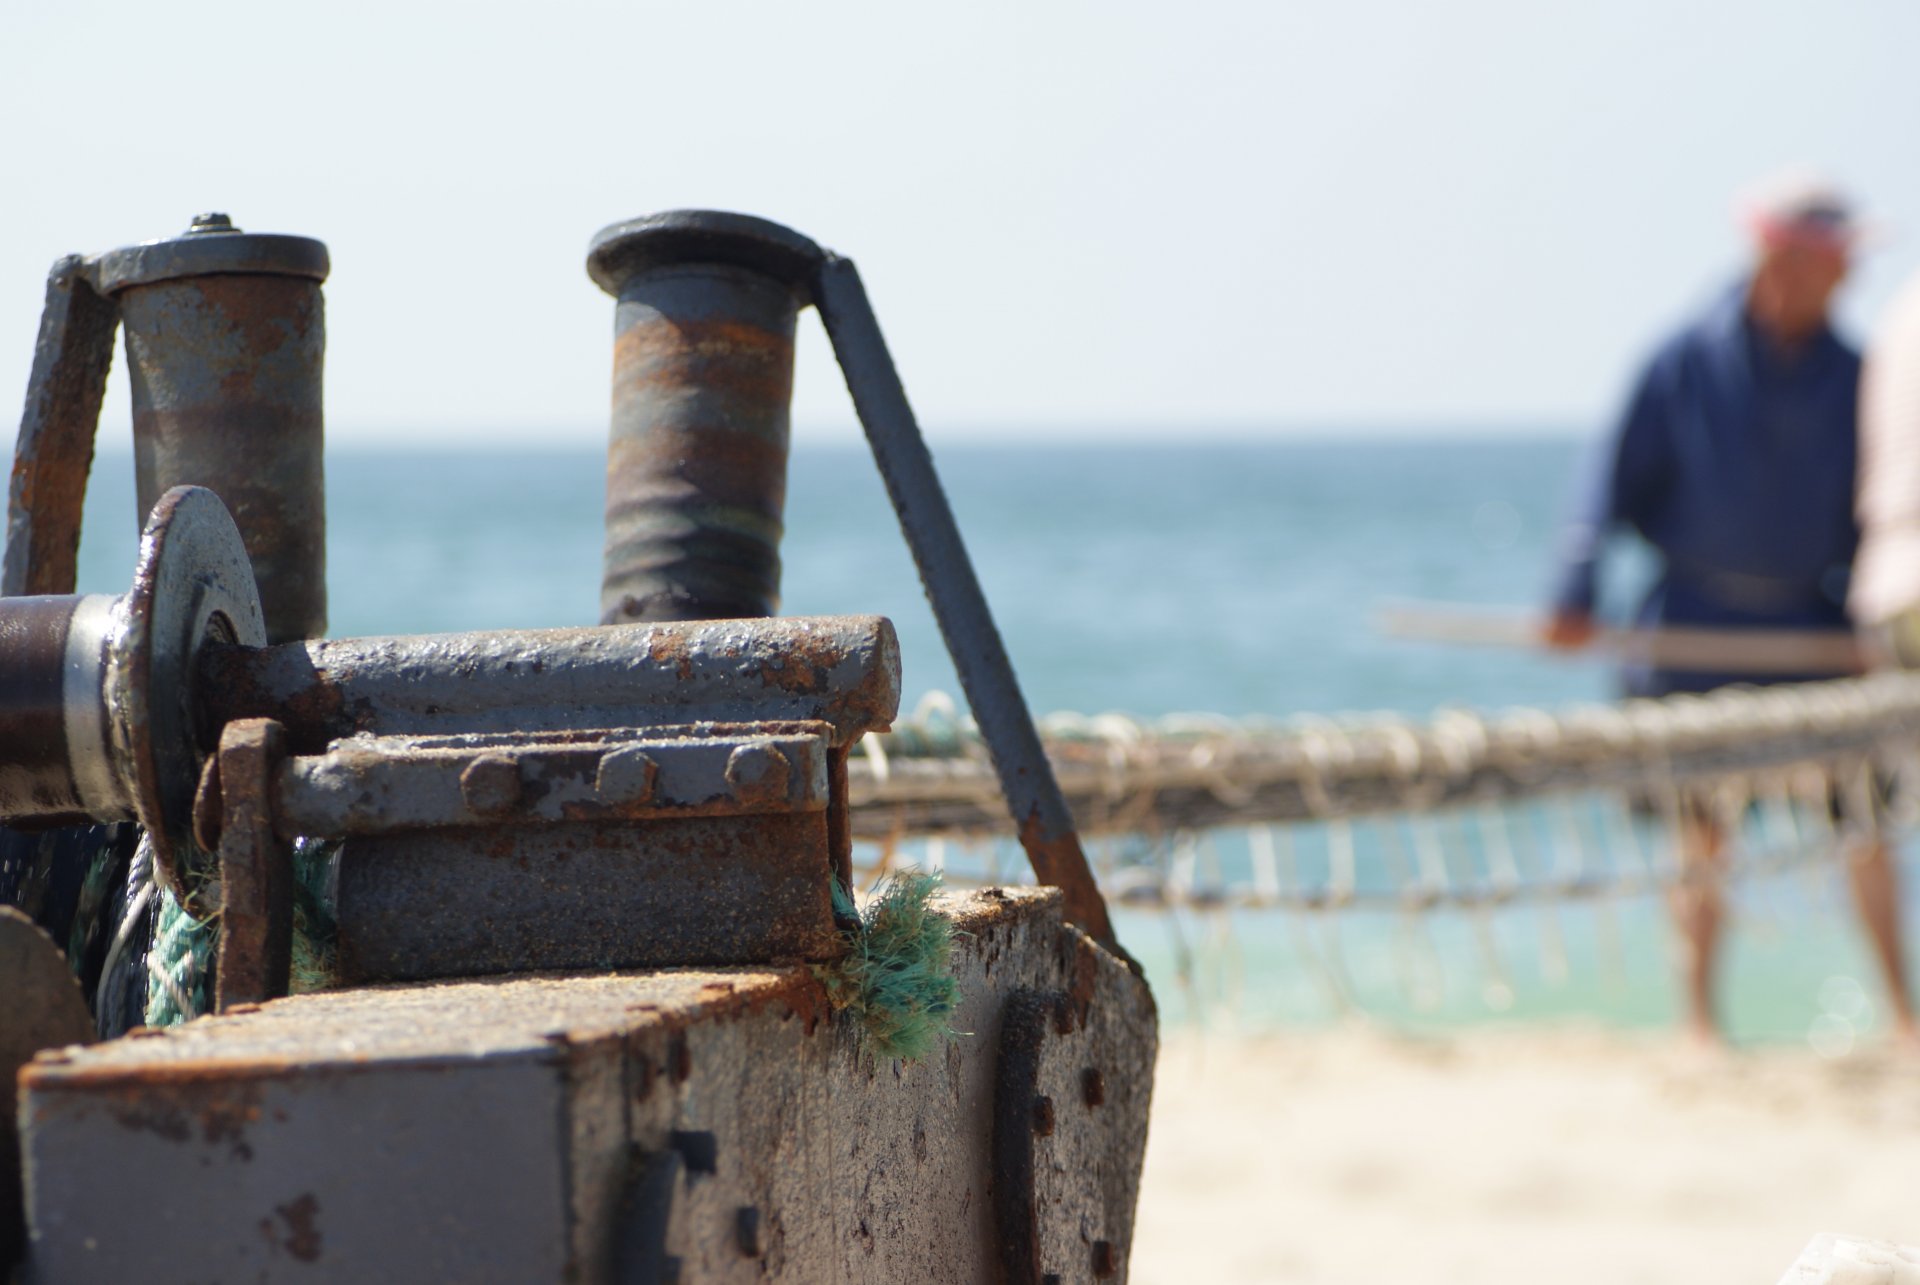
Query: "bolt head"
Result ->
[[460, 754, 524, 815], [595, 745, 658, 805], [186, 212, 238, 235], [725, 743, 791, 806]]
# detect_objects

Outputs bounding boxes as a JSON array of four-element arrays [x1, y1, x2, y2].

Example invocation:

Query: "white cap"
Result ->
[[1741, 170, 1863, 243]]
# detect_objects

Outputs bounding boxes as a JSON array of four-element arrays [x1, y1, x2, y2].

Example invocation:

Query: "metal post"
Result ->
[[93, 213, 330, 643], [586, 211, 825, 624], [811, 254, 1123, 955]]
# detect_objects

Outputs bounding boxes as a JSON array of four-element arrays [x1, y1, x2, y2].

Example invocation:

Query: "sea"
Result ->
[[68, 437, 1904, 1048]]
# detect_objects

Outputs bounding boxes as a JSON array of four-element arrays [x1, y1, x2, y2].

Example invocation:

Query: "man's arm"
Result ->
[[1545, 357, 1672, 648]]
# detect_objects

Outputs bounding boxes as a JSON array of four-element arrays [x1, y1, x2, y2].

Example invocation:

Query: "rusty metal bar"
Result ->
[[211, 719, 292, 1012], [197, 614, 899, 754], [262, 722, 832, 839], [812, 254, 1120, 953], [95, 213, 330, 643], [587, 212, 825, 624], [3, 257, 118, 598]]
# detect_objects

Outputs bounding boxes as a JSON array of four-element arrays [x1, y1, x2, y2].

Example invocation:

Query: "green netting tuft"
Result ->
[[814, 870, 961, 1064]]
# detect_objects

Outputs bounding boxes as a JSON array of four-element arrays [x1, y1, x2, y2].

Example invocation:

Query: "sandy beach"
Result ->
[[1132, 1025, 1920, 1284]]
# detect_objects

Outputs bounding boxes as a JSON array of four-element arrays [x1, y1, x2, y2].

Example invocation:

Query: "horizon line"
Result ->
[[86, 420, 1596, 455]]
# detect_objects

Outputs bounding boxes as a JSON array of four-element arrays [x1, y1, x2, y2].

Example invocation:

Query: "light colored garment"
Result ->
[[1851, 273, 1920, 624]]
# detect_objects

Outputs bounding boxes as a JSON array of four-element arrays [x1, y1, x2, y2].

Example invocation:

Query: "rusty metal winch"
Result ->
[[1, 210, 1155, 1285], [0, 484, 897, 1002]]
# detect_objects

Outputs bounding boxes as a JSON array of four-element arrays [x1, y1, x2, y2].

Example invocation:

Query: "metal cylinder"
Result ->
[[0, 487, 266, 909], [0, 594, 127, 823], [196, 613, 900, 755], [93, 214, 330, 644], [586, 211, 825, 624]]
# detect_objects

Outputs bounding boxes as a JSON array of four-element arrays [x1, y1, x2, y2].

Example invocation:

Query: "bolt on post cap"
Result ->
[[586, 209, 825, 299], [90, 212, 330, 295]]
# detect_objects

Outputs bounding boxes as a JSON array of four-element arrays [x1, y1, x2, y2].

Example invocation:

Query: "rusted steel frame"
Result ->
[[197, 613, 900, 755], [4, 257, 118, 598], [210, 719, 292, 1012], [253, 721, 832, 840], [587, 211, 823, 625], [812, 255, 1119, 953]]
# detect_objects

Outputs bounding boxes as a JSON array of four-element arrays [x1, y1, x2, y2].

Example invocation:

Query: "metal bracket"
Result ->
[[992, 977, 1153, 1285], [209, 719, 294, 1012]]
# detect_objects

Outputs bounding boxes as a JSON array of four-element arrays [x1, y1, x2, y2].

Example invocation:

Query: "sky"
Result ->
[[4, 1, 1920, 447]]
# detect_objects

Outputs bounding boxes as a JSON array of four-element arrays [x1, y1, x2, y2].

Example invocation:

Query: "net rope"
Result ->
[[847, 675, 1920, 1022]]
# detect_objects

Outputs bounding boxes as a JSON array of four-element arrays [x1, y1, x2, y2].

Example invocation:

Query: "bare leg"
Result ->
[[1668, 816, 1726, 1047], [1844, 837, 1920, 1049]]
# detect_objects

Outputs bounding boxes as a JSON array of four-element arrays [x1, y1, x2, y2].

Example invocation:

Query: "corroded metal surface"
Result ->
[[589, 211, 823, 624], [19, 888, 1157, 1283], [3, 257, 116, 599], [992, 981, 1153, 1284], [334, 809, 840, 981], [210, 720, 293, 1012], [116, 487, 268, 908], [266, 722, 832, 839], [198, 614, 901, 753], [0, 908, 93, 1270], [115, 240, 328, 643]]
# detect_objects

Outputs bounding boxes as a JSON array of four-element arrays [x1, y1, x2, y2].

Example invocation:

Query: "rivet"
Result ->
[[1082, 1066, 1107, 1108]]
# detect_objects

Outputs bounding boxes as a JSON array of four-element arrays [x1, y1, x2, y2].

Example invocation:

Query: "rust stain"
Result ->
[[643, 629, 696, 682], [272, 1193, 323, 1262], [96, 1077, 264, 1162]]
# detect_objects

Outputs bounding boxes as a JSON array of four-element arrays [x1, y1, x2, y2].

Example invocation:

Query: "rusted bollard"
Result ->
[[93, 213, 330, 642], [586, 211, 825, 624]]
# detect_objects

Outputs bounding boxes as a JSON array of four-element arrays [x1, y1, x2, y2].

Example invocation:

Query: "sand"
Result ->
[[1131, 1025, 1920, 1284]]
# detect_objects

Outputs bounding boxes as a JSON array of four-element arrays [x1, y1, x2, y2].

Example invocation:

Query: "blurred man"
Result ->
[[1545, 176, 1917, 1047]]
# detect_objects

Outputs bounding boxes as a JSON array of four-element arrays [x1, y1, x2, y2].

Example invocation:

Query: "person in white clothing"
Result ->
[[1853, 272, 1920, 656], [1846, 268, 1920, 1053]]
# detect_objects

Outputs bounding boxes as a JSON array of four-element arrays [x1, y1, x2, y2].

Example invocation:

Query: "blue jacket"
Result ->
[[1552, 284, 1861, 696]]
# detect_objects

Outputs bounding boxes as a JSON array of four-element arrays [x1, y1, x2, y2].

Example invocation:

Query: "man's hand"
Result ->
[[1542, 610, 1598, 651]]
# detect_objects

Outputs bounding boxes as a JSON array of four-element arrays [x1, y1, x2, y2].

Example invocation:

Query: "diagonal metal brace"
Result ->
[[813, 253, 1122, 956], [4, 256, 117, 598]]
